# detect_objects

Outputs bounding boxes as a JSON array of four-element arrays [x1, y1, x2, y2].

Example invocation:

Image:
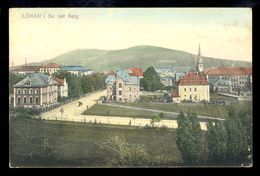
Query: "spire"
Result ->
[[198, 43, 201, 57], [197, 43, 203, 73]]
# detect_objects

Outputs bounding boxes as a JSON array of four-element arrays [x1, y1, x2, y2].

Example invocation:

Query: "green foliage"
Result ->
[[141, 67, 164, 91], [53, 71, 106, 98], [102, 135, 150, 166], [176, 111, 208, 165], [206, 121, 228, 164], [206, 108, 252, 166], [44, 45, 251, 72], [9, 72, 26, 94]]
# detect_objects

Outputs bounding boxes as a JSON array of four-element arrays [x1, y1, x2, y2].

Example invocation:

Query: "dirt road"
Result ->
[[41, 90, 208, 130]]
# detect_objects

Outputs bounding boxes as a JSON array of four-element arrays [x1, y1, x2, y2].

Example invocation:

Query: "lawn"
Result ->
[[9, 117, 182, 167], [84, 101, 252, 119]]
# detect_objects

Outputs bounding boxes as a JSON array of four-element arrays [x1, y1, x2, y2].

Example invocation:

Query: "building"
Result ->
[[13, 73, 58, 108], [155, 66, 176, 78], [172, 91, 181, 103], [105, 69, 140, 102], [62, 65, 92, 76], [160, 76, 173, 87], [208, 77, 232, 93], [39, 63, 61, 75], [177, 45, 210, 102], [127, 67, 144, 78], [204, 67, 252, 94], [178, 72, 210, 102], [53, 77, 68, 98], [10, 66, 40, 75]]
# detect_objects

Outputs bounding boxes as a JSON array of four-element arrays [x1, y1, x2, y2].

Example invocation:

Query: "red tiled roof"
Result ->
[[172, 91, 180, 97], [128, 67, 144, 77], [41, 63, 60, 68], [12, 66, 40, 72], [53, 76, 64, 86], [178, 72, 208, 85], [204, 67, 252, 76]]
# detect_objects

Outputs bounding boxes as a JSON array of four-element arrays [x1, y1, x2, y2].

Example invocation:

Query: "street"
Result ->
[[41, 90, 208, 130]]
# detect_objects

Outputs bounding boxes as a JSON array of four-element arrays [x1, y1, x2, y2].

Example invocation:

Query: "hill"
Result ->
[[32, 45, 251, 72]]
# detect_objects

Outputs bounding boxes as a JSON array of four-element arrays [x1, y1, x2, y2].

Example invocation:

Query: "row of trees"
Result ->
[[176, 108, 252, 166]]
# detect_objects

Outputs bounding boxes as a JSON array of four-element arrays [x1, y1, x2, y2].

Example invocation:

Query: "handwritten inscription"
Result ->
[[22, 13, 79, 19]]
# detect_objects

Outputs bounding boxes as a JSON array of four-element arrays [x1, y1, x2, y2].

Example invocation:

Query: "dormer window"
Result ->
[[25, 81, 31, 86]]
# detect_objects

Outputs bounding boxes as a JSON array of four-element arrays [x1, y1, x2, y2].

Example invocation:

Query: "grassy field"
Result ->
[[10, 117, 182, 167], [84, 101, 252, 119]]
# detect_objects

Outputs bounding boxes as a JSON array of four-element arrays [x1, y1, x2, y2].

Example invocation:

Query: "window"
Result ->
[[195, 88, 197, 92], [35, 89, 39, 94], [23, 89, 27, 94], [119, 83, 122, 88], [23, 97, 27, 104], [130, 94, 132, 98], [129, 87, 131, 91], [119, 98, 122, 101], [119, 90, 122, 95], [190, 88, 192, 91], [25, 81, 31, 86], [184, 88, 186, 91], [17, 89, 21, 94], [17, 97, 21, 105], [35, 97, 39, 104], [29, 89, 33, 94], [109, 87, 112, 91], [11, 98, 14, 104], [29, 97, 33, 104]]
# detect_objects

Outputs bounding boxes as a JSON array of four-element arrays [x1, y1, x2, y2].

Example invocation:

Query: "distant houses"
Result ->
[[39, 63, 61, 75], [155, 66, 176, 87], [11, 66, 40, 75], [204, 67, 252, 95], [61, 65, 93, 76], [105, 69, 140, 102], [10, 63, 93, 76]]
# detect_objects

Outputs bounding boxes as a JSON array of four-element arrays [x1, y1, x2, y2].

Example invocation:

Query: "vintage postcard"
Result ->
[[9, 8, 252, 167]]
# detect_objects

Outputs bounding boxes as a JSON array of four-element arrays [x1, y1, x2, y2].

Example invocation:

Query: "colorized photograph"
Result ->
[[9, 8, 252, 167]]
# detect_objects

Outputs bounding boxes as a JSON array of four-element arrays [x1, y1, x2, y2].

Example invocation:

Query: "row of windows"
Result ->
[[110, 87, 136, 91], [184, 88, 197, 92], [17, 88, 39, 94], [17, 96, 39, 105]]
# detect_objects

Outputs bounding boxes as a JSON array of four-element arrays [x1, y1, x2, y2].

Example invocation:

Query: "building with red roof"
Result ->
[[39, 63, 61, 75], [128, 67, 144, 78], [204, 67, 252, 94], [177, 72, 210, 102]]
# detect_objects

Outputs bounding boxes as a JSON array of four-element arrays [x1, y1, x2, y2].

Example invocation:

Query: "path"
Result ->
[[41, 90, 213, 130]]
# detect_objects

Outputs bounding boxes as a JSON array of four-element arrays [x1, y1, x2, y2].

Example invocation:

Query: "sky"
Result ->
[[9, 8, 252, 66]]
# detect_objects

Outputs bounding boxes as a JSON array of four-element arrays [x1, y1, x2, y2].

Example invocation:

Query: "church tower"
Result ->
[[197, 44, 203, 73]]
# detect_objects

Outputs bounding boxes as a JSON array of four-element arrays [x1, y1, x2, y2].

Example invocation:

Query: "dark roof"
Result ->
[[62, 66, 90, 71], [41, 63, 60, 68], [53, 77, 64, 86], [11, 66, 40, 72], [14, 73, 57, 88], [128, 67, 144, 77]]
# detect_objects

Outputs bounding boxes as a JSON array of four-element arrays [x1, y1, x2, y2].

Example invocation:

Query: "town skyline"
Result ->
[[10, 8, 252, 66]]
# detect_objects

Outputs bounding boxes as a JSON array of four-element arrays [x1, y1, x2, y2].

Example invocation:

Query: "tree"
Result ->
[[206, 108, 252, 166], [224, 108, 250, 165], [141, 67, 164, 91], [206, 121, 228, 165], [102, 135, 149, 166], [9, 73, 26, 94], [176, 111, 208, 165]]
